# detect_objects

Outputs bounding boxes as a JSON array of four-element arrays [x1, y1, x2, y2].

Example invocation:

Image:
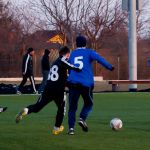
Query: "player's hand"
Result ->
[[76, 67, 82, 72], [111, 66, 115, 71]]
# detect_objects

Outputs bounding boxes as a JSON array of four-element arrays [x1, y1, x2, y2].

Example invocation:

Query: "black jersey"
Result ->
[[47, 56, 80, 91], [22, 53, 33, 75], [41, 54, 50, 71]]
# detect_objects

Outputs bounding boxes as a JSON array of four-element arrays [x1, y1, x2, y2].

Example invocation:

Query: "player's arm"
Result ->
[[61, 56, 81, 72], [91, 51, 114, 71]]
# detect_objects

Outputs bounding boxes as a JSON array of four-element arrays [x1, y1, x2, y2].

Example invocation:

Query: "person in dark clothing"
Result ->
[[17, 47, 37, 94], [0, 106, 7, 113], [38, 49, 50, 94], [15, 46, 81, 135]]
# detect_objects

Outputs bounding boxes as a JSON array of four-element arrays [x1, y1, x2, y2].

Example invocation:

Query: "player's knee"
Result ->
[[86, 100, 93, 107], [33, 107, 41, 113]]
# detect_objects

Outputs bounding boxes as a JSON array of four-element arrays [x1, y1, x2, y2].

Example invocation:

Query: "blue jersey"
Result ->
[[67, 48, 113, 87]]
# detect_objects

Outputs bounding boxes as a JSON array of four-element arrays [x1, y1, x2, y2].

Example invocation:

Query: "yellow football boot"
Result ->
[[16, 108, 28, 123], [52, 125, 64, 135]]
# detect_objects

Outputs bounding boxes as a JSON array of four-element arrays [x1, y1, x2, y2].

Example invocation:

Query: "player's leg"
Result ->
[[29, 75, 37, 93], [63, 91, 67, 116], [27, 94, 50, 114], [68, 86, 80, 135], [17, 74, 28, 94], [16, 84, 51, 123], [38, 70, 49, 93], [15, 107, 28, 123], [78, 86, 93, 132], [0, 107, 7, 113], [52, 92, 65, 135]]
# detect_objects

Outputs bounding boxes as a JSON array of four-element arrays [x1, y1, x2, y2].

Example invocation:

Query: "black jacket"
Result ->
[[41, 54, 50, 71], [22, 53, 33, 75]]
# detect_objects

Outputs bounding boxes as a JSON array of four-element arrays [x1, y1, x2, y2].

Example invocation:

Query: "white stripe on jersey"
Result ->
[[61, 56, 74, 68], [24, 54, 30, 73]]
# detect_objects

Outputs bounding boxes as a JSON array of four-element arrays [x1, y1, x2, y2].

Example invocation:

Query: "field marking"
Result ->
[[0, 94, 40, 96], [0, 92, 149, 97]]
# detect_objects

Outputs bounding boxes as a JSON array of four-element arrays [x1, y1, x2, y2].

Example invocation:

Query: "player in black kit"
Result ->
[[15, 46, 81, 135]]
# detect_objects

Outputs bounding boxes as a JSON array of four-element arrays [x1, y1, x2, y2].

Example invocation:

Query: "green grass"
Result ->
[[1, 93, 150, 150]]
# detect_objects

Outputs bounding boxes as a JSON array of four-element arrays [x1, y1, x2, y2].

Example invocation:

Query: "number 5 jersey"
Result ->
[[67, 48, 114, 88]]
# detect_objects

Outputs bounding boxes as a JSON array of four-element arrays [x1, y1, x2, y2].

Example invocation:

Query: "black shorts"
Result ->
[[42, 82, 65, 104]]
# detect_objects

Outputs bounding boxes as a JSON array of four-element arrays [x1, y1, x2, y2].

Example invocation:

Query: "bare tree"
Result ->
[[0, 0, 23, 52], [136, 0, 150, 38], [6, 0, 150, 47], [23, 0, 127, 49], [79, 0, 127, 50], [25, 0, 93, 48]]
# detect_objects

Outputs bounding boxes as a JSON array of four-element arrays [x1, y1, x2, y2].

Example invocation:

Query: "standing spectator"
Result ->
[[38, 49, 50, 94], [67, 35, 114, 135], [15, 46, 81, 135], [0, 106, 7, 113], [17, 47, 37, 94]]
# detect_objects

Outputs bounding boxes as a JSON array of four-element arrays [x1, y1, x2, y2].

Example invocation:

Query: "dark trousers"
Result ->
[[18, 74, 36, 92], [68, 84, 93, 129], [38, 70, 49, 93], [27, 83, 66, 127]]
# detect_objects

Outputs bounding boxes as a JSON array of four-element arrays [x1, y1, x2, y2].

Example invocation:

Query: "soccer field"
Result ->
[[0, 93, 150, 150]]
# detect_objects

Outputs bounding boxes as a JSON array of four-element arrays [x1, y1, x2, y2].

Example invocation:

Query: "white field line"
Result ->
[[0, 76, 103, 82]]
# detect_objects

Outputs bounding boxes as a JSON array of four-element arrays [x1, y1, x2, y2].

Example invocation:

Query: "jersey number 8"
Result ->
[[48, 65, 59, 81]]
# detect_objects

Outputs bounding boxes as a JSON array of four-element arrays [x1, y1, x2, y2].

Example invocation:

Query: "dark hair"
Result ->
[[76, 35, 87, 47], [44, 49, 50, 55], [59, 46, 70, 56], [27, 47, 34, 53]]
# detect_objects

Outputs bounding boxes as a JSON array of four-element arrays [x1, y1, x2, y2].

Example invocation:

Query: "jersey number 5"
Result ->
[[74, 56, 83, 69]]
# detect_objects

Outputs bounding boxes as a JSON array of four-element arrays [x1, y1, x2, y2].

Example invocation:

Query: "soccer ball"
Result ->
[[110, 118, 123, 131]]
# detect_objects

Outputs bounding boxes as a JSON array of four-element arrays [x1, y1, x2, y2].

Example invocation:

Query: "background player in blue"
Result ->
[[16, 46, 81, 135], [67, 35, 114, 135]]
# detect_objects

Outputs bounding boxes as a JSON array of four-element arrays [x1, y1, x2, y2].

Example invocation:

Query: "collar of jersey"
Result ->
[[77, 47, 86, 49]]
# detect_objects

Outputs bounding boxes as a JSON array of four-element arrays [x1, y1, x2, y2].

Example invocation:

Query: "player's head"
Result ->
[[27, 47, 35, 55], [59, 46, 70, 58], [44, 49, 50, 55], [76, 35, 87, 47]]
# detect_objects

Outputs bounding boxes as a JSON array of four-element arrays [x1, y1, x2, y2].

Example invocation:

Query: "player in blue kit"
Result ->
[[67, 35, 114, 135]]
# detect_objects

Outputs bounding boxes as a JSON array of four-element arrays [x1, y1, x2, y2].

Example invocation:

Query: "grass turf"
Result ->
[[0, 93, 150, 150]]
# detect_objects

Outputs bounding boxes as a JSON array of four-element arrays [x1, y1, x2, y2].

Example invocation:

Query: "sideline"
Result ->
[[0, 77, 42, 82], [0, 76, 103, 82], [0, 94, 40, 96]]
